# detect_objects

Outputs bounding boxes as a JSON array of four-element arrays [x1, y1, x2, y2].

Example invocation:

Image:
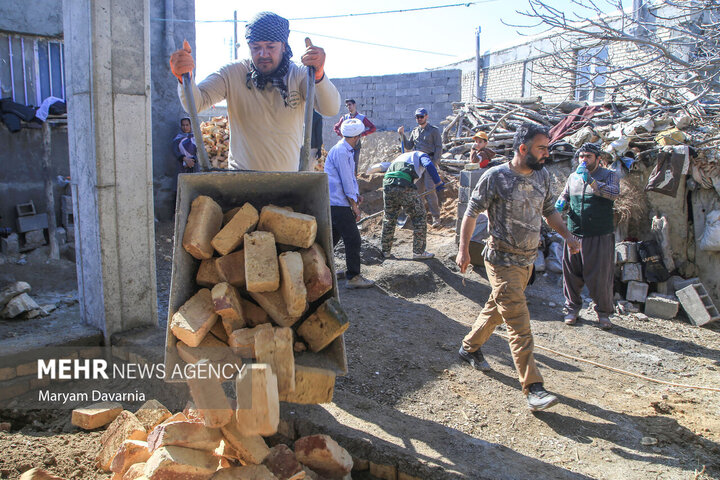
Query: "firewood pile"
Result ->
[[200, 117, 230, 169]]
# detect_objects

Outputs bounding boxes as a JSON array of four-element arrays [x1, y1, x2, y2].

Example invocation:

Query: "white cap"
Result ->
[[340, 118, 364, 137]]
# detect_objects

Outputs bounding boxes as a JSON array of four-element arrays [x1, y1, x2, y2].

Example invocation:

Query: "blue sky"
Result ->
[[194, 0, 631, 80]]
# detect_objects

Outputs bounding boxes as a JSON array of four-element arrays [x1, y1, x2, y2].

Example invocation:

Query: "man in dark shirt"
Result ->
[[333, 99, 376, 175]]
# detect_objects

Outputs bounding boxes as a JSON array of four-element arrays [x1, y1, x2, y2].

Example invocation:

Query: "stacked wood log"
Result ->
[[200, 117, 230, 169]]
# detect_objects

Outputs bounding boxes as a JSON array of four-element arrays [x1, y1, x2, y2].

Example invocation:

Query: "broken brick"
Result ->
[[171, 289, 218, 348], [71, 401, 122, 430]]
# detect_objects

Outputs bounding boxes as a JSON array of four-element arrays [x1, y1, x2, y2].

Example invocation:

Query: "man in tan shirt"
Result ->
[[170, 11, 340, 171]]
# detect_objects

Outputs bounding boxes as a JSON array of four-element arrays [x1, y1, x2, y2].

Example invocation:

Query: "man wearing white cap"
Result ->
[[324, 118, 374, 289]]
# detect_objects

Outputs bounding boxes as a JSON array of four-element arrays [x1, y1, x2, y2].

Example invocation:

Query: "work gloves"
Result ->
[[555, 198, 567, 212], [435, 182, 446, 192]]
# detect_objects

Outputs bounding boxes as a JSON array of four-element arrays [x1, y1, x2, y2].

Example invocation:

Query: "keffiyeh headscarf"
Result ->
[[245, 12, 293, 106]]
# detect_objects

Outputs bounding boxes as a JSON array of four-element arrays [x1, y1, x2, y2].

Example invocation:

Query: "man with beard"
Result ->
[[456, 123, 581, 412], [169, 12, 340, 171]]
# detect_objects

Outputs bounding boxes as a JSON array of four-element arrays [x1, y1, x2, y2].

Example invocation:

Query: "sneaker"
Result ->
[[563, 312, 578, 325], [598, 316, 613, 330], [412, 251, 434, 260], [346, 275, 374, 289], [458, 346, 491, 372], [526, 383, 559, 412]]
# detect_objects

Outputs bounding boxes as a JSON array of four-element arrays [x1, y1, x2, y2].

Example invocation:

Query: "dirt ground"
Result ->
[[1, 180, 719, 480]]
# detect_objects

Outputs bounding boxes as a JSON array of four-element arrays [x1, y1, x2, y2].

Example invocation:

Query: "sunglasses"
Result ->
[[416, 115, 425, 119]]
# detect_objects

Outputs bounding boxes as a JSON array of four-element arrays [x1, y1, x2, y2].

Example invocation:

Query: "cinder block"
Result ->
[[279, 252, 307, 317], [228, 324, 272, 358], [17, 214, 48, 234], [187, 360, 234, 428], [110, 440, 151, 476], [23, 229, 46, 247], [672, 276, 700, 292], [280, 365, 336, 405], [299, 243, 332, 303], [71, 401, 123, 430], [234, 363, 279, 437], [257, 205, 317, 248], [676, 283, 720, 327], [147, 421, 223, 452], [644, 295, 679, 319], [211, 202, 259, 256], [219, 422, 270, 465], [143, 446, 220, 478], [211, 282, 246, 335], [297, 298, 350, 352], [66, 225, 75, 243], [182, 195, 223, 260], [459, 186, 472, 203], [96, 411, 147, 471], [249, 289, 303, 328], [196, 258, 226, 288], [134, 399, 172, 432], [255, 327, 295, 396], [621, 263, 643, 283], [16, 201, 36, 217], [170, 289, 218, 348], [294, 434, 353, 479], [241, 298, 270, 327], [215, 250, 245, 288], [244, 231, 280, 292], [625, 281, 649, 303], [615, 242, 638, 264], [1, 233, 19, 255]]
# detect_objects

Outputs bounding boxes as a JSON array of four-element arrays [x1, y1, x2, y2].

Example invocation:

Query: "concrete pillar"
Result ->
[[63, 0, 158, 341]]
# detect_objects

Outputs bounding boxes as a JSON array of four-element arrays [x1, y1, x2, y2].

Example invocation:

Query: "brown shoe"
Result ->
[[598, 317, 613, 330]]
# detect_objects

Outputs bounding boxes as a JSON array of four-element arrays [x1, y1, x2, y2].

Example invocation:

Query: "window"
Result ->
[[0, 33, 65, 106], [575, 45, 608, 103]]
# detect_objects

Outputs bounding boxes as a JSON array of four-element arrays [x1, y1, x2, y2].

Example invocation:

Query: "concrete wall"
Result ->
[[321, 69, 462, 149], [0, 0, 63, 37]]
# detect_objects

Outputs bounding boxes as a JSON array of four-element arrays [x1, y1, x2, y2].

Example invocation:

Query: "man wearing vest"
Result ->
[[381, 151, 444, 260], [333, 99, 377, 175], [556, 143, 620, 329]]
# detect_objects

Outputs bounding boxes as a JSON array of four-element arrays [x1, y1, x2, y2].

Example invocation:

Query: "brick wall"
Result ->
[[322, 69, 461, 148]]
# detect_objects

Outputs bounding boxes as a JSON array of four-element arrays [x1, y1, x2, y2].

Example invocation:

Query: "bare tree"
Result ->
[[506, 0, 720, 121]]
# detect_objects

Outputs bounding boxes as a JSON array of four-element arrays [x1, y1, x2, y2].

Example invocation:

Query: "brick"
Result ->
[[644, 295, 679, 319], [278, 252, 308, 317], [122, 462, 147, 480], [134, 399, 172, 432], [242, 298, 271, 327], [0, 366, 16, 381], [257, 205, 317, 248], [18, 468, 64, 480], [71, 401, 123, 430], [187, 360, 234, 428], [297, 298, 350, 352], [234, 363, 279, 436], [143, 445, 219, 479], [228, 324, 273, 358], [111, 440, 151, 476], [398, 472, 422, 480], [16, 360, 37, 376], [244, 231, 280, 292], [249, 289, 303, 328], [211, 283, 246, 335], [352, 457, 369, 471], [223, 207, 241, 225], [255, 327, 295, 396], [97, 411, 147, 471], [294, 434, 353, 478], [182, 195, 224, 260], [621, 263, 643, 283], [263, 444, 305, 480], [161, 412, 188, 425], [176, 335, 242, 380], [369, 462, 397, 480], [625, 281, 649, 303], [280, 365, 335, 404], [171, 289, 218, 348], [196, 259, 226, 288], [215, 250, 246, 288], [1, 293, 40, 318], [17, 213, 48, 233], [615, 242, 639, 264], [147, 421, 223, 452], [210, 319, 230, 343], [220, 421, 271, 465], [210, 465, 277, 479], [0, 281, 31, 308], [183, 401, 206, 424], [212, 202, 260, 256]]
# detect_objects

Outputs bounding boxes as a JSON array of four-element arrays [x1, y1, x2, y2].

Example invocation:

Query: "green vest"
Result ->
[[383, 161, 417, 188], [567, 191, 615, 237]]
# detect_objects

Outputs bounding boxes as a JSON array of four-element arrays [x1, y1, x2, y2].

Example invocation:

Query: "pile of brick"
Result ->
[[0, 281, 56, 319], [200, 117, 230, 169], [60, 398, 354, 480]]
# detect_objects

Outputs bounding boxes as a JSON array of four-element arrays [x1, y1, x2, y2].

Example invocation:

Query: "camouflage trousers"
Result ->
[[381, 185, 427, 255]]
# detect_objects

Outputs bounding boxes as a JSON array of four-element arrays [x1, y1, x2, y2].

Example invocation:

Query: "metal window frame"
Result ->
[[0, 33, 65, 106]]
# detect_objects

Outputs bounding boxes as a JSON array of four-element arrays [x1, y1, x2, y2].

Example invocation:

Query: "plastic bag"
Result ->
[[545, 242, 563, 273], [637, 240, 670, 282], [699, 210, 720, 251]]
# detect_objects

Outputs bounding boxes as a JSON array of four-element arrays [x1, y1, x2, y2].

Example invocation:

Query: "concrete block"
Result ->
[[196, 259, 226, 288], [61, 211, 74, 228], [228, 324, 272, 358], [61, 195, 73, 213], [459, 186, 472, 203], [257, 205, 317, 248], [255, 327, 295, 396], [615, 242, 638, 264], [97, 411, 147, 471], [625, 281, 649, 303], [182, 195, 223, 260], [143, 446, 220, 479], [219, 422, 270, 465], [280, 365, 336, 404], [215, 250, 246, 288], [460, 169, 483, 188], [66, 225, 75, 243], [676, 283, 720, 327], [279, 251, 307, 317], [1, 233, 19, 255], [294, 434, 353, 479], [134, 399, 172, 432], [23, 229, 46, 248], [244, 231, 280, 292], [211, 202, 259, 256], [672, 276, 700, 292], [16, 201, 36, 217], [211, 282, 246, 335], [249, 289, 303, 328], [263, 444, 304, 480], [170, 289, 218, 348], [297, 298, 350, 353], [299, 243, 332, 303], [644, 295, 680, 319], [234, 363, 279, 436], [176, 335, 242, 380], [187, 360, 234, 428], [110, 440, 151, 476], [621, 263, 643, 283], [241, 298, 271, 327], [147, 421, 223, 452], [17, 213, 48, 233], [71, 401, 123, 430]]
